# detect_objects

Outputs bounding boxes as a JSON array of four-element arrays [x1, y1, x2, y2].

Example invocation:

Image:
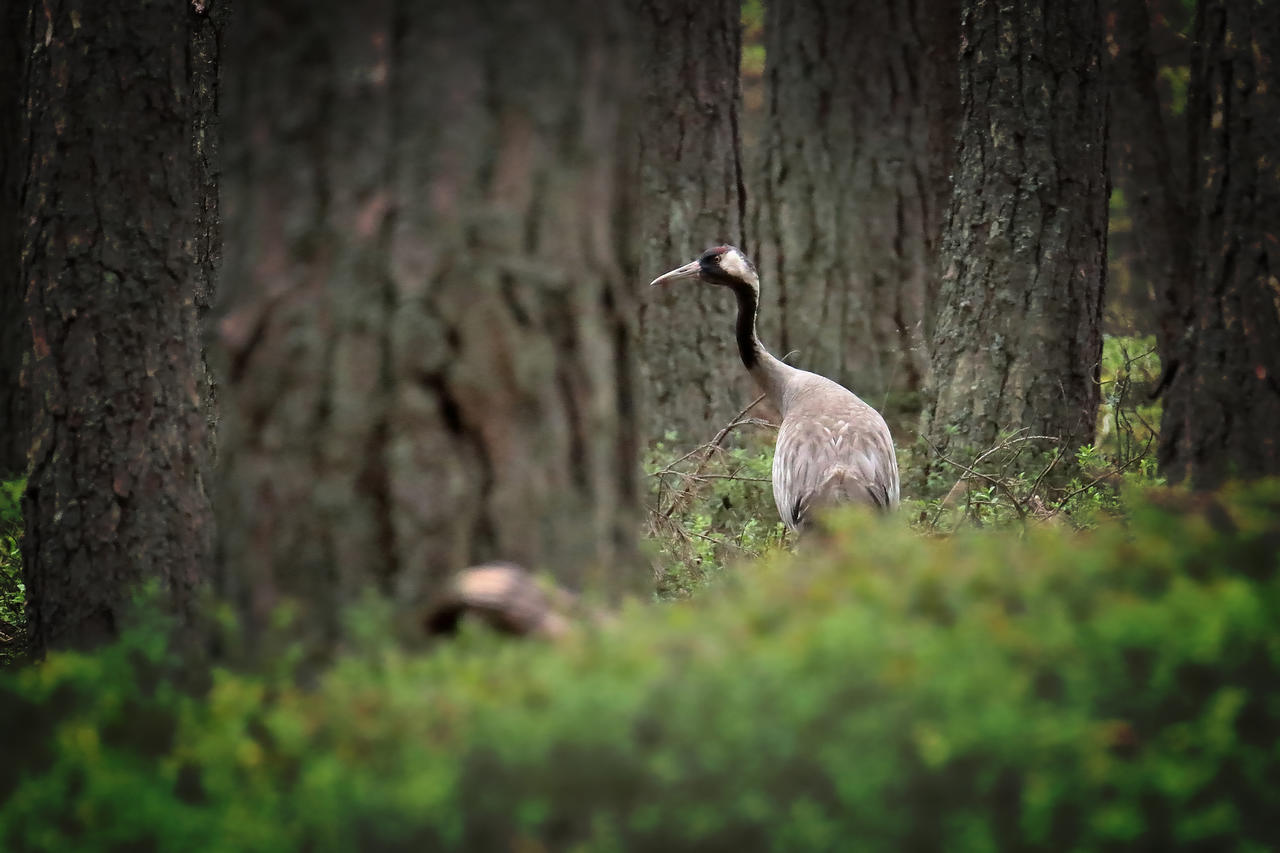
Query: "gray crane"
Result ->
[[651, 245, 900, 529]]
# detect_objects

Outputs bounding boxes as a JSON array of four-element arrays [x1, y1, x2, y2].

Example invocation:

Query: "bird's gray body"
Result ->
[[651, 245, 900, 531], [767, 366, 900, 529]]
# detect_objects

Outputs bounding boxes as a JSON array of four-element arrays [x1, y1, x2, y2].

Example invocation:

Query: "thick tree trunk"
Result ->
[[631, 0, 749, 444], [1162, 0, 1280, 486], [20, 1, 217, 652], [752, 0, 959, 437], [0, 0, 28, 478], [217, 0, 639, 644], [189, 0, 224, 457], [920, 0, 1108, 464]]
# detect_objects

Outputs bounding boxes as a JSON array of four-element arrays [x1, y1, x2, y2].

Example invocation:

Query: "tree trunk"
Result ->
[[217, 0, 639, 645], [920, 0, 1108, 465], [751, 0, 959, 438], [20, 1, 217, 652], [1104, 0, 1196, 482], [1162, 0, 1280, 486], [0, 0, 28, 478], [1103, 0, 1195, 340], [1105, 0, 1194, 351], [630, 0, 749, 444], [189, 0, 225, 458]]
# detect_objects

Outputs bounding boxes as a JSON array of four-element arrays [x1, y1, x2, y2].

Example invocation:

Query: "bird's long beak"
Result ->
[[649, 260, 701, 288]]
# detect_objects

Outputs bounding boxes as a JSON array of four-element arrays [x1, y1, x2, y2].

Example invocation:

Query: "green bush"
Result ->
[[0, 478, 25, 667], [2, 482, 1278, 852], [644, 430, 789, 599]]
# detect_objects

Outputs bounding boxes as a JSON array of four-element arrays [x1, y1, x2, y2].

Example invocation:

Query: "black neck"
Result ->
[[730, 281, 760, 370]]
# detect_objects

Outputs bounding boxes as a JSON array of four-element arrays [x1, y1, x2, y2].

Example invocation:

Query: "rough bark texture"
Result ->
[[21, 1, 217, 652], [1162, 0, 1280, 486], [0, 0, 28, 477], [189, 0, 225, 457], [751, 0, 959, 438], [920, 0, 1108, 464], [217, 0, 639, 644], [631, 0, 749, 444]]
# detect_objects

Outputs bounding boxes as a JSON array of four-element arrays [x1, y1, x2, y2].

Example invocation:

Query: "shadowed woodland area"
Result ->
[[0, 0, 1278, 848]]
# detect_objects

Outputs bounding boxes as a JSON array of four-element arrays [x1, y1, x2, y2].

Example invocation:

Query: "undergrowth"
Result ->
[[644, 335, 1166, 595], [2, 337, 1276, 850], [904, 335, 1165, 533], [2, 481, 1277, 851], [643, 397, 788, 600], [0, 478, 25, 667]]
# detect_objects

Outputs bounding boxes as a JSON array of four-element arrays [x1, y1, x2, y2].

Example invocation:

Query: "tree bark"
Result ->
[[920, 0, 1108, 465], [21, 1, 217, 652], [751, 0, 959, 437], [630, 0, 750, 444], [1162, 0, 1280, 486], [217, 0, 639, 644], [0, 0, 28, 478], [189, 0, 225, 458]]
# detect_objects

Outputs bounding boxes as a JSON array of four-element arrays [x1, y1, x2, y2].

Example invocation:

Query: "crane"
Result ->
[[651, 245, 900, 529]]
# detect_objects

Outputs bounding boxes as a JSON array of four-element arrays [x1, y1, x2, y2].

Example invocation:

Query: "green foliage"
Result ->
[[0, 479, 25, 667], [740, 0, 765, 76], [3, 482, 1279, 851], [1097, 334, 1161, 463], [907, 335, 1165, 533], [644, 430, 788, 599], [1160, 65, 1191, 116]]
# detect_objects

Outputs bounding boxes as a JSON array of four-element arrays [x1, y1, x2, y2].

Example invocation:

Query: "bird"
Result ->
[[650, 245, 900, 530]]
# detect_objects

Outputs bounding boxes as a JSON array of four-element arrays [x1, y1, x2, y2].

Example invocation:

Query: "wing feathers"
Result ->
[[772, 387, 899, 530]]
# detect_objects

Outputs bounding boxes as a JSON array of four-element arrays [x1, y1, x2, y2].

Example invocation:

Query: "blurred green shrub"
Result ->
[[0, 478, 25, 666], [2, 482, 1278, 852]]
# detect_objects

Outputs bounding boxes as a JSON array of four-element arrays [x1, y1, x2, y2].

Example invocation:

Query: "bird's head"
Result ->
[[649, 245, 759, 293]]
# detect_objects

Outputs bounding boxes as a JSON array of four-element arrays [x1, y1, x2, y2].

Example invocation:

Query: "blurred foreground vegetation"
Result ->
[[0, 479, 24, 666], [2, 478, 1278, 851], [2, 335, 1274, 850]]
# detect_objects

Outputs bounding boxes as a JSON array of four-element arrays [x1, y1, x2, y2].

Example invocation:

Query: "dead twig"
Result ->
[[661, 394, 771, 520], [926, 433, 1061, 526], [1043, 434, 1155, 521]]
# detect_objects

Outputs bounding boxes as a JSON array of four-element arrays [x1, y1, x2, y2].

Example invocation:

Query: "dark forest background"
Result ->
[[2, 0, 1276, 653], [0, 0, 1277, 848]]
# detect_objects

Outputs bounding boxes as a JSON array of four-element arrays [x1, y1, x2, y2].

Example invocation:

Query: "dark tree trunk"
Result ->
[[751, 0, 959, 437], [1103, 0, 1194, 338], [189, 0, 225, 457], [630, 0, 749, 444], [20, 1, 218, 652], [1105, 0, 1193, 354], [1105, 0, 1196, 474], [217, 0, 639, 644], [920, 0, 1108, 464], [0, 0, 28, 478], [1162, 0, 1280, 486]]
